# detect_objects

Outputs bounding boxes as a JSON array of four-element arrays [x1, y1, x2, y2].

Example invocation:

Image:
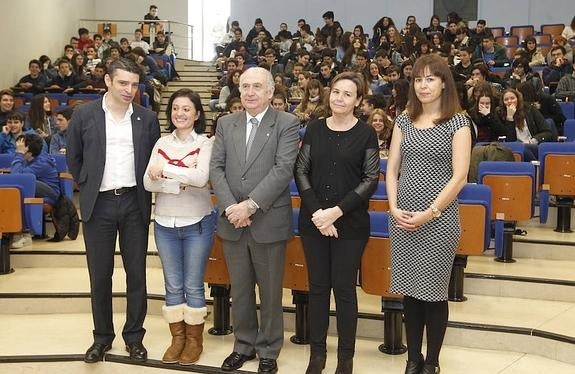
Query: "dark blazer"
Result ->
[[501, 106, 554, 143], [66, 98, 160, 222], [209, 107, 300, 243]]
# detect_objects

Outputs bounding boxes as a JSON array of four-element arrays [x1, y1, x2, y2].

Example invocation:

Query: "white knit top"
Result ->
[[143, 130, 214, 225]]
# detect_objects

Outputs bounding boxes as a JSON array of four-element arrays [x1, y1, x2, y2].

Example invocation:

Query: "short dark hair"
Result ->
[[298, 19, 306, 24], [255, 18, 263, 25], [149, 5, 157, 10], [551, 46, 566, 55], [6, 111, 24, 122], [29, 59, 41, 68], [165, 89, 206, 134], [93, 33, 102, 40], [231, 20, 239, 27], [58, 59, 71, 67], [107, 57, 142, 78], [131, 47, 147, 58], [56, 106, 74, 121], [301, 24, 311, 34], [459, 46, 473, 55], [322, 11, 334, 20], [18, 133, 44, 157], [477, 19, 486, 26], [78, 27, 89, 36], [64, 44, 74, 51], [330, 71, 366, 99]]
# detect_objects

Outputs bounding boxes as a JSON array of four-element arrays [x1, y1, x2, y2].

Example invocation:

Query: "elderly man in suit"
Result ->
[[210, 67, 299, 374], [67, 58, 160, 363]]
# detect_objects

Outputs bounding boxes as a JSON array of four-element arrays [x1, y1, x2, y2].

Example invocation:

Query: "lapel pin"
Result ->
[[137, 116, 141, 121]]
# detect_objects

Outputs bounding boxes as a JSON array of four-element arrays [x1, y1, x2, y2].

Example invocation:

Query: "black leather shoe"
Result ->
[[404, 353, 424, 374], [84, 342, 111, 363], [221, 351, 256, 371], [421, 364, 440, 374], [125, 342, 147, 362], [258, 358, 278, 373], [305, 353, 326, 374]]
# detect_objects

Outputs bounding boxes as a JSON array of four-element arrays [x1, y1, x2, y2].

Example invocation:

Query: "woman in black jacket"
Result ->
[[497, 88, 553, 161]]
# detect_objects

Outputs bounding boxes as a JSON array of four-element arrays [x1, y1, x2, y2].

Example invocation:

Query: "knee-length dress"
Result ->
[[389, 112, 469, 302]]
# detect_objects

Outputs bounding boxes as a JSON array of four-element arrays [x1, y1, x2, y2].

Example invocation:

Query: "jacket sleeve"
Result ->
[[528, 108, 553, 142], [294, 140, 322, 215], [336, 130, 380, 215]]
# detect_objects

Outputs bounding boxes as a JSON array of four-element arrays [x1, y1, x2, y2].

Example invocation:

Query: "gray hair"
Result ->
[[239, 67, 275, 93]]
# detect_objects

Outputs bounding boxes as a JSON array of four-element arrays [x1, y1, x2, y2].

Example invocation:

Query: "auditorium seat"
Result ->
[[538, 142, 575, 233], [478, 161, 536, 263]]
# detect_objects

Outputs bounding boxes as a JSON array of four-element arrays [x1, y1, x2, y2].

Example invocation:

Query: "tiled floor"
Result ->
[[1, 214, 575, 373]]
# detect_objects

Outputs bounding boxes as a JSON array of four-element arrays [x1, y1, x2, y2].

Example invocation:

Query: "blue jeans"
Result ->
[[154, 211, 215, 307]]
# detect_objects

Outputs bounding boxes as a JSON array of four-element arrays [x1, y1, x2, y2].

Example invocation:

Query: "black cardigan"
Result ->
[[294, 118, 379, 239]]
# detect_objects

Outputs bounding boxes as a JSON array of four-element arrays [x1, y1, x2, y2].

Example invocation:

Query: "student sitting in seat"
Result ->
[[50, 106, 73, 154], [48, 59, 88, 94], [0, 111, 38, 154], [10, 133, 60, 247], [0, 89, 15, 127], [17, 59, 48, 95], [84, 63, 107, 93]]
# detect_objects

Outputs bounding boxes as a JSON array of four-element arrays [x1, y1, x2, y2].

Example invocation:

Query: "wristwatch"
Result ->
[[430, 203, 441, 218]]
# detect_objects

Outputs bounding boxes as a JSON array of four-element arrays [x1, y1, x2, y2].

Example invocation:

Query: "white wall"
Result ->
[[231, 0, 574, 38], [0, 0, 95, 89]]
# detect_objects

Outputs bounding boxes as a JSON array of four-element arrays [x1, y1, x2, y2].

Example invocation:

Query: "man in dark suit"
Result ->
[[67, 58, 160, 363], [210, 67, 299, 373]]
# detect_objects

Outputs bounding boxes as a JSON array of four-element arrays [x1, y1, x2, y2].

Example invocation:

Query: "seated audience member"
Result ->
[[555, 61, 575, 101], [318, 61, 336, 87], [222, 27, 246, 58], [85, 63, 107, 92], [271, 92, 288, 111], [386, 78, 409, 120], [55, 45, 75, 67], [543, 46, 573, 86], [0, 111, 35, 154], [274, 72, 289, 98], [18, 59, 48, 94], [468, 85, 506, 142], [245, 17, 273, 46], [71, 53, 89, 79], [498, 88, 553, 161], [142, 4, 162, 43], [151, 31, 171, 55], [562, 16, 575, 41], [470, 19, 489, 47], [98, 29, 115, 59], [547, 36, 574, 65], [466, 63, 503, 100], [11, 132, 60, 205], [85, 46, 102, 73], [293, 78, 326, 126], [277, 30, 293, 64], [131, 47, 167, 84], [108, 45, 121, 62], [504, 58, 543, 92], [360, 94, 387, 121], [77, 27, 94, 52], [70, 37, 81, 54], [93, 34, 103, 55], [284, 50, 312, 80], [453, 26, 475, 54], [131, 29, 150, 52], [26, 94, 56, 140], [39, 55, 58, 83], [367, 62, 387, 95], [120, 38, 133, 57], [368, 107, 394, 158], [517, 36, 546, 67], [210, 69, 240, 111], [50, 106, 73, 154], [0, 89, 15, 126], [472, 32, 508, 67], [48, 59, 87, 93], [452, 47, 475, 82], [262, 48, 283, 76], [517, 81, 566, 136], [290, 70, 311, 101]]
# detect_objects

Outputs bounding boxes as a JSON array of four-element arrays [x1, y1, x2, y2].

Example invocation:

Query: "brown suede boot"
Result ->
[[162, 321, 186, 363], [179, 323, 204, 365], [179, 306, 207, 365]]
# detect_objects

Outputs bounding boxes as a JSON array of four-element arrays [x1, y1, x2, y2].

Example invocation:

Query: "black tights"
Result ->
[[403, 295, 448, 366]]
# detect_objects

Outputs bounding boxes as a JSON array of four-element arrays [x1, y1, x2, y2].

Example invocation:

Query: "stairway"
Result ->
[[157, 59, 220, 133]]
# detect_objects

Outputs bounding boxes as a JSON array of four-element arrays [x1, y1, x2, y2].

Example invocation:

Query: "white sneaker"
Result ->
[[10, 233, 32, 249]]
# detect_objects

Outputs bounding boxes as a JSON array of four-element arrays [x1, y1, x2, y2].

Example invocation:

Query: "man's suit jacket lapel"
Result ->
[[94, 103, 107, 167], [244, 108, 276, 172], [131, 107, 144, 174], [232, 113, 247, 166]]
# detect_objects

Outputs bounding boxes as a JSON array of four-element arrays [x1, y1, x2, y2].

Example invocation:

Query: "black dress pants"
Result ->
[[82, 190, 149, 345], [301, 234, 367, 360]]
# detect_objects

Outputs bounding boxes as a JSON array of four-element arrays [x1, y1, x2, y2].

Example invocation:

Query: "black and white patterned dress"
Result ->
[[389, 112, 469, 302]]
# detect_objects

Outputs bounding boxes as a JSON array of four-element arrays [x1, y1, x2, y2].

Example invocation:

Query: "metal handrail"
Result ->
[[79, 18, 194, 60]]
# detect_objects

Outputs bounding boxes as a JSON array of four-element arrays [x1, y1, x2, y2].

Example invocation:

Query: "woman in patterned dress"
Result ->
[[386, 54, 471, 374]]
